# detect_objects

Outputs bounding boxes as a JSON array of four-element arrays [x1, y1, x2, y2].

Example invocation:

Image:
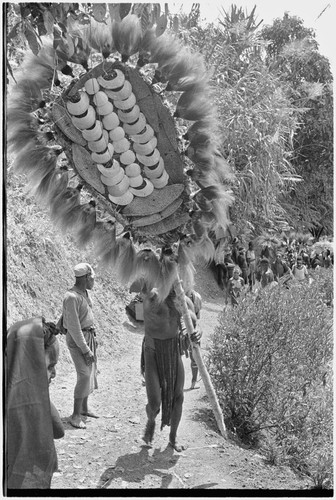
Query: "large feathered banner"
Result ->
[[7, 3, 234, 294], [7, 3, 232, 437]]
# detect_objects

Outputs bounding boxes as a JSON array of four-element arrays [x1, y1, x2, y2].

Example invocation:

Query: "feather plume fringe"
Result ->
[[160, 49, 207, 89], [74, 201, 98, 247], [135, 249, 162, 290], [167, 74, 208, 93], [35, 167, 68, 204], [188, 234, 215, 264], [94, 221, 119, 267], [185, 120, 217, 142], [68, 16, 113, 57], [49, 185, 82, 224], [149, 34, 181, 67], [56, 204, 86, 233], [207, 187, 234, 232], [20, 52, 58, 90], [175, 89, 214, 121], [212, 154, 236, 184], [137, 27, 157, 66], [193, 185, 234, 235], [157, 252, 179, 302], [112, 14, 143, 61], [177, 243, 195, 294], [115, 234, 137, 283], [187, 147, 215, 172], [7, 109, 38, 155], [12, 146, 57, 185], [31, 168, 68, 202], [33, 168, 69, 207], [9, 80, 44, 113], [178, 261, 195, 295]]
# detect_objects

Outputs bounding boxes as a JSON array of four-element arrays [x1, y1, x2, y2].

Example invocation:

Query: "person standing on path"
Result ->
[[271, 252, 291, 283], [246, 241, 256, 291], [291, 256, 310, 283], [141, 249, 201, 452], [223, 250, 235, 304], [6, 317, 64, 489], [185, 289, 202, 390], [256, 258, 275, 289], [231, 237, 239, 265], [62, 263, 98, 429], [214, 239, 226, 289], [227, 266, 245, 306], [237, 246, 248, 285]]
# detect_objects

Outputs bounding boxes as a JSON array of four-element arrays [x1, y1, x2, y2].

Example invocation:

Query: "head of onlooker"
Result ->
[[275, 252, 282, 262], [295, 256, 304, 269], [225, 248, 232, 259], [232, 266, 240, 278], [74, 262, 95, 291], [260, 257, 270, 272]]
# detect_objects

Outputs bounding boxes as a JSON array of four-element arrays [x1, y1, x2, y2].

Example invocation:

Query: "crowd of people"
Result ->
[[214, 236, 333, 306], [5, 252, 202, 490]]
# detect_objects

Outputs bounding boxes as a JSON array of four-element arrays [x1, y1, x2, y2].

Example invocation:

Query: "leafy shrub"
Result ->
[[206, 268, 333, 486]]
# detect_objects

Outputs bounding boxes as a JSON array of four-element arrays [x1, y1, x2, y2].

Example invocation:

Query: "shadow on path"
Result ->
[[97, 444, 180, 489]]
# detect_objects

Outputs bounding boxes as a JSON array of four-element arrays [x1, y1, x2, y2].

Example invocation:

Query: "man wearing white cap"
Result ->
[[62, 263, 98, 429]]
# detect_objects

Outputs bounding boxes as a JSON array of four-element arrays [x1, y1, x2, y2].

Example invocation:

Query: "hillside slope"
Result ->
[[5, 172, 311, 492]]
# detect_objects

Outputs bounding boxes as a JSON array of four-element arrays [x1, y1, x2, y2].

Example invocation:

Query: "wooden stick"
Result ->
[[173, 277, 227, 438]]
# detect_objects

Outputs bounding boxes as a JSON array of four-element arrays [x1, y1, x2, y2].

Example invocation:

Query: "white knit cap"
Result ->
[[74, 262, 95, 278]]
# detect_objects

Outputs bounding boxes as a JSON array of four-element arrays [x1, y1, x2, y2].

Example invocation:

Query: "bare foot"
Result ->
[[169, 440, 188, 452], [142, 420, 155, 446], [190, 382, 200, 390], [81, 410, 99, 418], [69, 416, 86, 429]]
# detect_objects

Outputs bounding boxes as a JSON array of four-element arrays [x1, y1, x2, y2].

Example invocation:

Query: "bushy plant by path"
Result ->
[[206, 269, 333, 487]]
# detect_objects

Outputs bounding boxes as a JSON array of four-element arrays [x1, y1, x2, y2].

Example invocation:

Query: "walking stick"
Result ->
[[174, 276, 227, 438]]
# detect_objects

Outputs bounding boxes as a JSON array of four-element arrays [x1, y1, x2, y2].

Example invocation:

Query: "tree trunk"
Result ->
[[174, 278, 227, 438]]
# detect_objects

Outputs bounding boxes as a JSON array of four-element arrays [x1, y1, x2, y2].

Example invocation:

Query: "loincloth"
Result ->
[[145, 336, 180, 430]]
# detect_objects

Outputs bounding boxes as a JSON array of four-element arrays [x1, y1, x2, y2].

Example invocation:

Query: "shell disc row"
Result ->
[[65, 68, 170, 205]]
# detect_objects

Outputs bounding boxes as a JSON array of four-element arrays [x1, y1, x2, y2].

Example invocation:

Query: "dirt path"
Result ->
[[49, 289, 310, 491]]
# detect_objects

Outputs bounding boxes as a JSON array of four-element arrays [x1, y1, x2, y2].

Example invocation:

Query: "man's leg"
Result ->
[[81, 396, 99, 418], [68, 346, 92, 428], [143, 346, 161, 445], [70, 397, 85, 428], [190, 348, 198, 389], [169, 355, 186, 452], [248, 272, 253, 291]]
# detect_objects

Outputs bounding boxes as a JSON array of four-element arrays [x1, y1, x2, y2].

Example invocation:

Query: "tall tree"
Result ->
[[261, 14, 333, 236]]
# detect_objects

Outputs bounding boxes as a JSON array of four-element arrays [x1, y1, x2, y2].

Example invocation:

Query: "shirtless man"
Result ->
[[228, 266, 245, 306], [141, 282, 201, 452], [185, 289, 202, 389]]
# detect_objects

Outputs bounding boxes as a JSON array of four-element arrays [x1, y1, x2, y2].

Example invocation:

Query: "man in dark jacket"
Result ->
[[271, 252, 291, 282]]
